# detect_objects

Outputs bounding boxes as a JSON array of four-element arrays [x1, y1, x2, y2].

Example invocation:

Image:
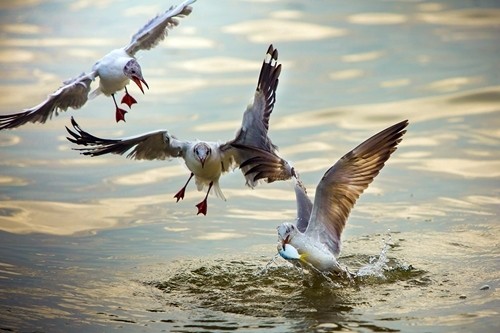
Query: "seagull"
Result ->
[[274, 120, 408, 274], [0, 0, 196, 130], [66, 45, 294, 215]]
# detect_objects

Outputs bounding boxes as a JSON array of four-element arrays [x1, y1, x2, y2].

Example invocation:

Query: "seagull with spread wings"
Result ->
[[0, 0, 195, 130], [273, 120, 408, 273], [66, 45, 294, 215]]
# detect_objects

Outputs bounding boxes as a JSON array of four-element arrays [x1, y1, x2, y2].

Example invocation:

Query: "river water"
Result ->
[[0, 0, 499, 332]]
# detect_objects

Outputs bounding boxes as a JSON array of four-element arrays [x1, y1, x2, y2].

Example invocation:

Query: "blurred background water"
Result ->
[[0, 0, 499, 332]]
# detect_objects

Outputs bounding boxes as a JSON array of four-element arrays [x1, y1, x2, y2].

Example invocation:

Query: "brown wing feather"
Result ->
[[306, 120, 409, 256]]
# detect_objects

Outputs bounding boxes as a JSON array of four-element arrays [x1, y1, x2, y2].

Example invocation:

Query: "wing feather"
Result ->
[[0, 73, 94, 130], [124, 0, 196, 56], [306, 120, 409, 256], [66, 117, 184, 160], [227, 45, 284, 187]]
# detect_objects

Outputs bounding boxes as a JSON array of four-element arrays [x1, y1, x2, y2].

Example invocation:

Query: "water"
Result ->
[[1, 0, 499, 332]]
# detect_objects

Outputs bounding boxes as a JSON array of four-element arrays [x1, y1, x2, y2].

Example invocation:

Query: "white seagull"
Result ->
[[275, 120, 408, 274], [66, 45, 294, 215], [0, 0, 196, 130]]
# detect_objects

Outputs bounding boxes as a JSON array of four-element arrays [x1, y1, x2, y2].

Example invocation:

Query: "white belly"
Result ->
[[94, 49, 132, 96]]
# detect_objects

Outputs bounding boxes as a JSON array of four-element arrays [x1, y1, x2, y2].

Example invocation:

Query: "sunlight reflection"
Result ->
[[0, 176, 29, 187], [225, 208, 296, 221], [194, 232, 246, 241], [223, 188, 295, 201], [406, 158, 500, 178], [107, 165, 186, 186], [0, 193, 174, 235], [279, 141, 334, 157], [0, 1, 41, 10], [171, 57, 260, 73], [0, 38, 115, 48], [329, 69, 365, 80], [341, 51, 384, 63], [380, 78, 411, 88], [1, 23, 42, 34], [160, 36, 216, 49], [269, 86, 500, 131], [347, 13, 407, 25], [0, 49, 35, 63], [222, 19, 346, 42], [423, 76, 482, 93], [418, 9, 500, 26], [0, 134, 20, 147]]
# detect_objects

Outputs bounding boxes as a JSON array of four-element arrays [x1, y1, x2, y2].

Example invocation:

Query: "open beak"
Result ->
[[281, 235, 290, 247], [131, 76, 149, 94]]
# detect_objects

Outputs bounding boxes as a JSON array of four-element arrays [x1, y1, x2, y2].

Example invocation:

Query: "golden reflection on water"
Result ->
[[406, 158, 500, 178], [108, 165, 186, 186], [171, 57, 260, 73], [347, 13, 407, 25], [417, 9, 500, 26], [0, 193, 180, 235], [222, 19, 346, 43]]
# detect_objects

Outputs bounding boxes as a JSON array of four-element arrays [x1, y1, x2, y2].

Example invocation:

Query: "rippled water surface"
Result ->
[[0, 0, 499, 332]]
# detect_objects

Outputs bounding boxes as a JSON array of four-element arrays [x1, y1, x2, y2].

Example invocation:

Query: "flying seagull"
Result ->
[[0, 0, 196, 130], [66, 45, 294, 215], [275, 120, 408, 273]]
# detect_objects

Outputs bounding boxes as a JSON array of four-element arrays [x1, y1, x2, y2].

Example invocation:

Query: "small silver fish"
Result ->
[[277, 243, 307, 261]]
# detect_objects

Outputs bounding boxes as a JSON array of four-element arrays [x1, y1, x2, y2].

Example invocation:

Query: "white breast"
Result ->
[[93, 48, 132, 96], [291, 234, 342, 272]]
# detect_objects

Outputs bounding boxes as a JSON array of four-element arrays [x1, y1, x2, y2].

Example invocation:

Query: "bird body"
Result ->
[[91, 49, 134, 97]]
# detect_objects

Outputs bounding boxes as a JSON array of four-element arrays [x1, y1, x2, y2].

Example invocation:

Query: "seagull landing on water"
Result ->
[[248, 120, 408, 274], [278, 120, 408, 274], [0, 0, 196, 130], [66, 45, 294, 215]]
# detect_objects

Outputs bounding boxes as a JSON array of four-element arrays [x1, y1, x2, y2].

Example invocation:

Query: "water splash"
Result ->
[[355, 230, 393, 278]]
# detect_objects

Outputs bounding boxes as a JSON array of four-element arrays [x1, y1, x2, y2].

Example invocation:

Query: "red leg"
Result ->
[[174, 173, 194, 202], [112, 94, 127, 122], [121, 86, 137, 108], [195, 182, 213, 216]]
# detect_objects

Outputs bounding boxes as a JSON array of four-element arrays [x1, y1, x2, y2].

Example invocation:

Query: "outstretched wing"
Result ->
[[231, 44, 281, 152], [223, 45, 284, 187], [306, 120, 409, 256], [124, 0, 196, 56], [66, 117, 185, 160], [0, 73, 94, 130]]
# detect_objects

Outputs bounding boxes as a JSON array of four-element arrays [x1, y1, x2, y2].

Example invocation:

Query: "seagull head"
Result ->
[[277, 222, 298, 246], [123, 59, 149, 94], [194, 142, 212, 168]]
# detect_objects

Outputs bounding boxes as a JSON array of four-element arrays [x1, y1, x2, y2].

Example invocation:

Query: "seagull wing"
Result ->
[[66, 117, 185, 160], [231, 44, 281, 152], [305, 120, 409, 256], [224, 45, 287, 186], [124, 0, 196, 56], [0, 72, 94, 130], [294, 178, 313, 233]]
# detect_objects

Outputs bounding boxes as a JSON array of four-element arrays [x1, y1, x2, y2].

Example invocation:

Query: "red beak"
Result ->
[[281, 235, 290, 246], [131, 76, 149, 94]]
